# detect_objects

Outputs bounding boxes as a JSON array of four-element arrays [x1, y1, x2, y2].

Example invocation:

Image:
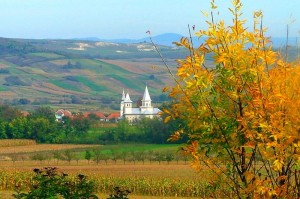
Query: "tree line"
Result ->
[[0, 103, 185, 144], [0, 105, 90, 143]]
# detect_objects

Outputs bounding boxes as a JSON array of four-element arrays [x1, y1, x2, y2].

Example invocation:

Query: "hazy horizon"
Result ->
[[0, 0, 299, 40]]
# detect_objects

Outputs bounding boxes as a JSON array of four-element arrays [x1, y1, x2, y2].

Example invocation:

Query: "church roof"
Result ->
[[124, 93, 132, 103], [142, 86, 151, 101]]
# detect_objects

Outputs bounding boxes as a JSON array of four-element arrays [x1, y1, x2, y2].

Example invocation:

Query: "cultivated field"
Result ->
[[0, 141, 223, 198], [0, 139, 99, 156], [0, 162, 208, 199]]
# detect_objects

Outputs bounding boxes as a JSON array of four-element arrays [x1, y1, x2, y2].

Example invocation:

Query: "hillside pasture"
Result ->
[[100, 59, 161, 74], [29, 52, 65, 59]]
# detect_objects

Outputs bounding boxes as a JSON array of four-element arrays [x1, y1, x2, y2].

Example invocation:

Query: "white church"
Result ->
[[120, 86, 161, 123]]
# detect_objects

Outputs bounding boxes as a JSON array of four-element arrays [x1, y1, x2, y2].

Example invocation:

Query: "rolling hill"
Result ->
[[0, 37, 188, 112], [0, 35, 297, 113]]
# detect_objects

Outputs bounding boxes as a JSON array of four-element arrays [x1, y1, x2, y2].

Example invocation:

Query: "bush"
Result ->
[[107, 187, 131, 199], [13, 167, 98, 199]]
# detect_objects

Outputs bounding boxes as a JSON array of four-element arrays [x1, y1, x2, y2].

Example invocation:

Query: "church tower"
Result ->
[[140, 85, 153, 113], [141, 85, 152, 107], [123, 92, 133, 114]]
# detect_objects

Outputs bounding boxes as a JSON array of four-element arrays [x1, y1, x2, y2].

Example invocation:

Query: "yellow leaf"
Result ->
[[294, 141, 300, 148], [162, 86, 169, 92], [164, 116, 171, 123], [273, 159, 284, 171], [167, 130, 183, 142]]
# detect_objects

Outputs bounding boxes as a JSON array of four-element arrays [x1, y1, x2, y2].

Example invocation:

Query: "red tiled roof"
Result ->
[[55, 109, 72, 117], [83, 112, 106, 119], [107, 112, 120, 119], [82, 112, 90, 117]]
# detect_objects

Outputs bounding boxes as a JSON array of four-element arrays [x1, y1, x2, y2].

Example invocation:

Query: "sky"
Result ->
[[0, 0, 299, 40]]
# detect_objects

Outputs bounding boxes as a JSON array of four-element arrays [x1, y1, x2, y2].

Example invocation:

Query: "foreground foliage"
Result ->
[[107, 187, 131, 199], [163, 0, 300, 198], [13, 167, 98, 199]]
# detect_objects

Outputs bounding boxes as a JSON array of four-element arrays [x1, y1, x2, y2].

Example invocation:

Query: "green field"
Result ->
[[29, 52, 65, 59], [49, 79, 82, 92]]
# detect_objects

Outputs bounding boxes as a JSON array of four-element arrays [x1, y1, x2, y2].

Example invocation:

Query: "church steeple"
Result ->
[[142, 85, 152, 107], [123, 92, 132, 110], [121, 89, 125, 101], [124, 93, 132, 103]]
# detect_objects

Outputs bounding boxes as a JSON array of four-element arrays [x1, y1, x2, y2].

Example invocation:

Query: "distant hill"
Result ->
[[73, 33, 185, 46], [74, 33, 296, 48]]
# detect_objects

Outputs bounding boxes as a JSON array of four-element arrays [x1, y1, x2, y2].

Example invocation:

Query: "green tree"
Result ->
[[61, 116, 74, 136], [31, 153, 47, 164], [0, 104, 22, 122], [121, 151, 128, 165], [64, 150, 74, 165], [0, 119, 7, 139], [93, 149, 101, 165], [52, 151, 62, 165], [137, 117, 170, 144], [165, 152, 174, 164], [71, 115, 90, 136], [7, 117, 30, 139], [30, 106, 55, 122], [111, 150, 120, 165], [147, 150, 154, 164], [153, 152, 164, 165], [100, 152, 109, 165], [85, 150, 92, 164], [29, 117, 61, 143], [134, 151, 146, 164]]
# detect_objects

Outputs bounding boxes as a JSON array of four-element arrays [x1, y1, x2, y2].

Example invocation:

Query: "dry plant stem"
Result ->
[[147, 32, 197, 110], [259, 16, 270, 76]]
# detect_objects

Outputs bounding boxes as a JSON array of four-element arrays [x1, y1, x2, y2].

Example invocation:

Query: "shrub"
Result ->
[[13, 167, 98, 199], [107, 187, 131, 199]]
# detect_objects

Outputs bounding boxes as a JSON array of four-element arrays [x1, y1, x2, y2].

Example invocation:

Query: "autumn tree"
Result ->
[[160, 0, 300, 198]]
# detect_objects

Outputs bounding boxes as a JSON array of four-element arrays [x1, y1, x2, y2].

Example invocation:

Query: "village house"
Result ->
[[55, 109, 72, 122], [82, 111, 106, 121], [106, 112, 120, 122], [55, 109, 120, 123]]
